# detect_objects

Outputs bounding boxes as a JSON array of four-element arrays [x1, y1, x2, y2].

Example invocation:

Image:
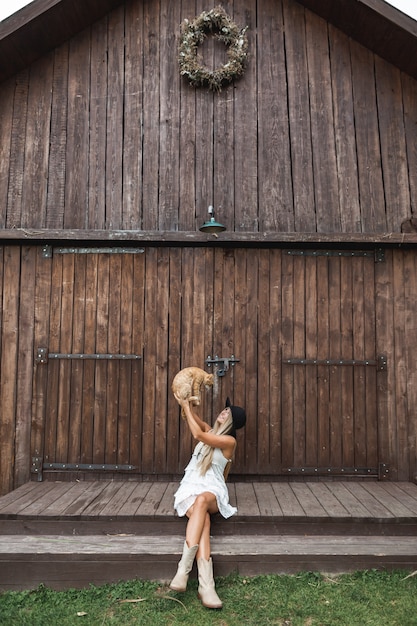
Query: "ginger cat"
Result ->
[[172, 367, 214, 418]]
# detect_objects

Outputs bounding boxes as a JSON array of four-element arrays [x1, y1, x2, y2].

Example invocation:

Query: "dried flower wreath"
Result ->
[[178, 5, 248, 92]]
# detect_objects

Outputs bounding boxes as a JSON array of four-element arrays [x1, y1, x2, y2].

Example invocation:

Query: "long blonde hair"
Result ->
[[198, 410, 234, 476]]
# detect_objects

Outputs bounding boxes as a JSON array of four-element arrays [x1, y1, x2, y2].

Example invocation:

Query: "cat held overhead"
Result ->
[[171, 367, 214, 418]]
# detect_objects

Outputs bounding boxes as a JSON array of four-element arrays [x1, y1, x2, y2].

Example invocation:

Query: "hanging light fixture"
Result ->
[[199, 205, 226, 233]]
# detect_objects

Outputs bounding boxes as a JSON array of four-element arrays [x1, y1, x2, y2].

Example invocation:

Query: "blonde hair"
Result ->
[[198, 410, 234, 476]]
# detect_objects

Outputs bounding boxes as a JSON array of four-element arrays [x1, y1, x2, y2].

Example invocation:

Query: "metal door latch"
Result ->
[[205, 355, 240, 377]]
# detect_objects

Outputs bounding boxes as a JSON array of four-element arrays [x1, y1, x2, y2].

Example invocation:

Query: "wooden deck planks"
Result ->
[[322, 482, 371, 517], [305, 482, 351, 517], [253, 482, 283, 516], [116, 483, 153, 517], [0, 481, 44, 512], [82, 483, 129, 517], [234, 483, 260, 517], [290, 482, 329, 517], [360, 482, 417, 517], [0, 482, 59, 517], [271, 483, 305, 516], [155, 483, 178, 516], [61, 482, 114, 517], [382, 482, 417, 515], [135, 482, 171, 516], [41, 482, 98, 517], [15, 485, 68, 518], [342, 482, 395, 518], [0, 481, 417, 524], [98, 482, 139, 517]]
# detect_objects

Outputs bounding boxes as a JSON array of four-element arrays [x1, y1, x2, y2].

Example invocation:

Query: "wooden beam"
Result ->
[[0, 229, 416, 246]]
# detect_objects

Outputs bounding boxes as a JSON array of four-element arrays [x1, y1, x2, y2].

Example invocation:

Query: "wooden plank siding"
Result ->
[[1, 245, 417, 495], [1, 0, 417, 498], [0, 0, 416, 235]]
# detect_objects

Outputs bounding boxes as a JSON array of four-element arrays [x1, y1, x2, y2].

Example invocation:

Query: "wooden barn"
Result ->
[[1, 0, 417, 589]]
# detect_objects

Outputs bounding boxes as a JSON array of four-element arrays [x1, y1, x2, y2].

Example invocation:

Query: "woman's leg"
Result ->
[[195, 511, 211, 560], [185, 492, 218, 550], [186, 494, 223, 609], [169, 493, 218, 594]]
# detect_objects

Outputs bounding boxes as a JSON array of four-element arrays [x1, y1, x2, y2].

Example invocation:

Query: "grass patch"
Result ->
[[0, 570, 416, 626]]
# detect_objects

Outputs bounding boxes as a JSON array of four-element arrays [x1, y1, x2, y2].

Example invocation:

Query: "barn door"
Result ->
[[279, 249, 384, 478], [31, 245, 385, 481], [32, 247, 144, 478]]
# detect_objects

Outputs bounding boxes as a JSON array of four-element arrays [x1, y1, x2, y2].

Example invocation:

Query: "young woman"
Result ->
[[170, 395, 246, 609]]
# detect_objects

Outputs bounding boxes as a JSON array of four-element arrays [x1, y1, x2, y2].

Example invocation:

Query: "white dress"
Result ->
[[174, 440, 237, 519]]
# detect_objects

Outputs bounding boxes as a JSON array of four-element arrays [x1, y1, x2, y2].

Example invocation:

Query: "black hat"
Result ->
[[226, 397, 246, 434]]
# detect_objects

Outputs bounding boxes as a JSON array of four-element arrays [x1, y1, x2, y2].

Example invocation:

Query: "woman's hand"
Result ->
[[174, 392, 189, 408], [174, 394, 212, 438]]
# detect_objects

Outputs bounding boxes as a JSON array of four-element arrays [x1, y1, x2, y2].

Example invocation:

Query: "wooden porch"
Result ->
[[1, 479, 417, 590]]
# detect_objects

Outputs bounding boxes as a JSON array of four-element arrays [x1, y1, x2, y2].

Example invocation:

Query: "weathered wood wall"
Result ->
[[0, 0, 416, 235], [1, 244, 416, 494], [1, 0, 417, 495]]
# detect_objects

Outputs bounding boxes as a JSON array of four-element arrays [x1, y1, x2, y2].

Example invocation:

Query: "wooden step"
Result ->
[[1, 534, 417, 591], [2, 514, 416, 536], [1, 481, 417, 537]]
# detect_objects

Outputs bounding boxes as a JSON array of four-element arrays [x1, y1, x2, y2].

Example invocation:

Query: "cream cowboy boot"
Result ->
[[169, 540, 198, 592], [197, 557, 223, 609]]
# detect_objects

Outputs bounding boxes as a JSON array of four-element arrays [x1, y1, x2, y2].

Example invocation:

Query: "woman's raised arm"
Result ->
[[178, 396, 235, 456]]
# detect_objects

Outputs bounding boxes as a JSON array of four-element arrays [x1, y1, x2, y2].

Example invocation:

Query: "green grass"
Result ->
[[0, 570, 416, 626]]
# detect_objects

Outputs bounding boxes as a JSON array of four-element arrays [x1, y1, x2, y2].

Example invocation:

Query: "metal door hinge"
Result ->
[[285, 248, 385, 262], [30, 458, 138, 481], [36, 347, 48, 364], [36, 348, 141, 364], [283, 463, 389, 480], [42, 246, 144, 257], [375, 248, 385, 263], [31, 456, 43, 481], [378, 463, 390, 479], [283, 355, 387, 370], [377, 354, 387, 371], [55, 246, 144, 255], [284, 358, 377, 366]]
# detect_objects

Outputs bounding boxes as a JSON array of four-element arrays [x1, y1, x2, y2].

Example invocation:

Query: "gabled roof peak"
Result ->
[[1, 0, 417, 84]]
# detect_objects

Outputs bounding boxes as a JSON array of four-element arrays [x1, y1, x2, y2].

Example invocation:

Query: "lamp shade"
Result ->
[[199, 206, 226, 233], [199, 217, 226, 233]]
